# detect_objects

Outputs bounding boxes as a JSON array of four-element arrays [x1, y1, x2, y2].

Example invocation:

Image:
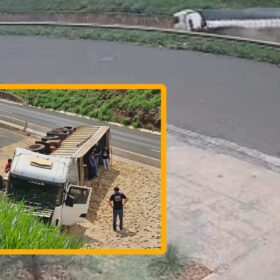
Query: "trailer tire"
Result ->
[[27, 144, 46, 154], [35, 141, 51, 154], [61, 126, 75, 134], [45, 139, 62, 148], [47, 130, 69, 140], [41, 135, 60, 141]]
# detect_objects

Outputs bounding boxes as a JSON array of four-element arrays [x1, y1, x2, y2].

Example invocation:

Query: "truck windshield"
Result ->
[[7, 174, 64, 208]]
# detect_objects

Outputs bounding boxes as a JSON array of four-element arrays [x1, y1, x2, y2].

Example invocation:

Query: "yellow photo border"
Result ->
[[0, 84, 167, 255]]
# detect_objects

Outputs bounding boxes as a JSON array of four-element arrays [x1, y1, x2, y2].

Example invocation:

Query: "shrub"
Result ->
[[148, 244, 184, 278]]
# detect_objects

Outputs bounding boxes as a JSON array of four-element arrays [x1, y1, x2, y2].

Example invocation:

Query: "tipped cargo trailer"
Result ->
[[5, 126, 111, 226]]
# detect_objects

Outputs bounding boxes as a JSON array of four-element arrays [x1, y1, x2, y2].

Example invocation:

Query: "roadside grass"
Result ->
[[0, 0, 279, 15], [148, 244, 185, 278], [0, 196, 81, 249], [0, 26, 279, 66], [13, 89, 161, 131]]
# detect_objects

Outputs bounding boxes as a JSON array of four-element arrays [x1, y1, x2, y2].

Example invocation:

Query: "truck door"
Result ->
[[61, 185, 92, 226]]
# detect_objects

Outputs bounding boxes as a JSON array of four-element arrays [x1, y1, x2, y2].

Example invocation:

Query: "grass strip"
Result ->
[[0, 25, 279, 66], [0, 0, 279, 15]]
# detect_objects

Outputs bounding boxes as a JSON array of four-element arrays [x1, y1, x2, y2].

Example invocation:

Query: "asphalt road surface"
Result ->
[[0, 36, 280, 156], [0, 127, 23, 148], [0, 102, 160, 159]]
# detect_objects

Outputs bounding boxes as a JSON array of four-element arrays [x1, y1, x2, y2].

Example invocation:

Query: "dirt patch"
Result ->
[[2, 264, 71, 280], [68, 159, 161, 249], [174, 262, 213, 280]]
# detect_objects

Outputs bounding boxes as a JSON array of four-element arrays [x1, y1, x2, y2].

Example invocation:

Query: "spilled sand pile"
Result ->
[[68, 159, 161, 249]]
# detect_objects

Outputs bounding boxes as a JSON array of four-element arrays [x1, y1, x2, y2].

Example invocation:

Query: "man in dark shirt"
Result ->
[[109, 187, 128, 231]]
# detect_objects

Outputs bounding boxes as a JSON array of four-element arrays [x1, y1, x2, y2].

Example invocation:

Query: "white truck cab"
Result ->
[[7, 148, 92, 226], [173, 9, 204, 31]]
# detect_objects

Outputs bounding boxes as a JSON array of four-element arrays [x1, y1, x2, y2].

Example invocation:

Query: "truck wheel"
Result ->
[[27, 144, 46, 154]]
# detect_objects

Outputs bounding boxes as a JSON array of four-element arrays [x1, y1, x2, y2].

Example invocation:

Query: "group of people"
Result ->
[[87, 143, 110, 180], [86, 144, 129, 232]]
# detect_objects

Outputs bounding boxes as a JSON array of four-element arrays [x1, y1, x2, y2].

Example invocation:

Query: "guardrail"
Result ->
[[0, 114, 160, 168], [0, 21, 280, 48]]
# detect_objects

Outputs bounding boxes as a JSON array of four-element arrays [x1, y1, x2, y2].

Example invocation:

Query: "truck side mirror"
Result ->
[[65, 195, 74, 207]]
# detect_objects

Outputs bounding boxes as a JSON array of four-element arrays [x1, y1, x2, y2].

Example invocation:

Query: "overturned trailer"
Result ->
[[173, 8, 280, 31], [6, 126, 110, 226]]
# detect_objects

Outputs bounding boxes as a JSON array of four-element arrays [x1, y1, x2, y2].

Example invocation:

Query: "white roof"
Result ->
[[11, 148, 73, 183]]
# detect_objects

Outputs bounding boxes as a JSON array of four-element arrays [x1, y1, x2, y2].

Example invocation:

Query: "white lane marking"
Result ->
[[113, 146, 160, 162], [151, 149, 160, 153]]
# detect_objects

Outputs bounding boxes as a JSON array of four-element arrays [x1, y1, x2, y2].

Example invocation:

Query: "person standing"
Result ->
[[89, 152, 97, 179], [108, 187, 128, 231], [85, 152, 92, 180], [93, 143, 101, 169], [4, 159, 12, 174], [102, 145, 110, 170]]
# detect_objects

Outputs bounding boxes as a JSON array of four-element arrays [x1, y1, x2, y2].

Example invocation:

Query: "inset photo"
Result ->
[[0, 85, 166, 254]]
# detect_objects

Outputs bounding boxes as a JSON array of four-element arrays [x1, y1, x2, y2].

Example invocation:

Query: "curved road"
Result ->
[[0, 36, 280, 155]]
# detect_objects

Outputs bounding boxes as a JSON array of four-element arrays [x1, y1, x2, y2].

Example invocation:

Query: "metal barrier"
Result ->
[[27, 122, 50, 133]]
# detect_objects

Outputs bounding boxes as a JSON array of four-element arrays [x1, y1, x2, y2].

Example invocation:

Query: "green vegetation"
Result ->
[[0, 196, 81, 249], [0, 0, 279, 15], [0, 26, 279, 66], [14, 89, 161, 130]]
